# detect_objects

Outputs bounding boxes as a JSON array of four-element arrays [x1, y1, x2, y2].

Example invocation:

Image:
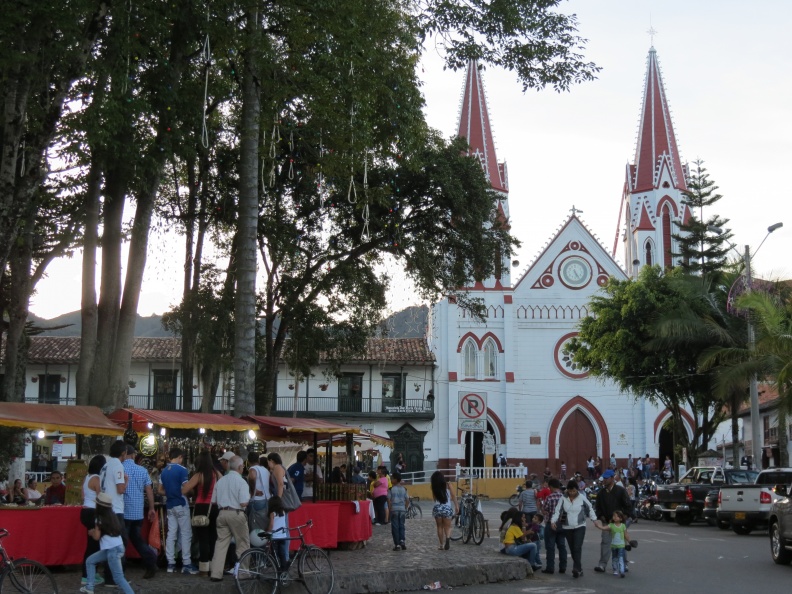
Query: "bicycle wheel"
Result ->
[[407, 503, 422, 519], [450, 513, 464, 541], [462, 511, 473, 544], [1, 558, 57, 593], [298, 546, 334, 594], [471, 511, 485, 545], [235, 548, 279, 594]]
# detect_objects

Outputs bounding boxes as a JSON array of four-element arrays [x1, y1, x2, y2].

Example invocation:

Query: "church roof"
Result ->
[[457, 60, 508, 193], [631, 47, 687, 193]]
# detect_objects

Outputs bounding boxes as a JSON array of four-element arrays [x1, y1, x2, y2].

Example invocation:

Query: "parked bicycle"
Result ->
[[234, 519, 334, 594], [0, 528, 58, 593], [406, 497, 422, 519], [450, 490, 484, 545]]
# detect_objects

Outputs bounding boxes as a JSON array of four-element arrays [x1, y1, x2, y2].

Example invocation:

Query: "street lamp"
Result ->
[[708, 222, 783, 468]]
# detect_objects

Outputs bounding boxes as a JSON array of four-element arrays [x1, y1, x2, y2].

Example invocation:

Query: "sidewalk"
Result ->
[[49, 517, 534, 593]]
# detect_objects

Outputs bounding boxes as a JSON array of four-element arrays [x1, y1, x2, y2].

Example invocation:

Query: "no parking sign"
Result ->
[[458, 392, 487, 432]]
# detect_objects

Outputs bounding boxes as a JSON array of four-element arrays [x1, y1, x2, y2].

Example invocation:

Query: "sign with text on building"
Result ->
[[458, 392, 487, 433]]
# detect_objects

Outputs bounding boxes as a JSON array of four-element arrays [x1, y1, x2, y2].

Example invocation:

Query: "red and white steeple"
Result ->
[[456, 60, 511, 287], [619, 47, 690, 277]]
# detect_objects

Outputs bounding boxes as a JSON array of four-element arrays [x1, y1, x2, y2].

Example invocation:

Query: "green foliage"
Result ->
[[567, 266, 728, 453], [0, 427, 25, 480], [673, 160, 733, 282]]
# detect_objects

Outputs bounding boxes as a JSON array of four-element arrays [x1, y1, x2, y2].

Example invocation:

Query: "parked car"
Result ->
[[719, 468, 792, 535], [703, 488, 729, 529], [769, 483, 792, 564], [655, 466, 758, 525]]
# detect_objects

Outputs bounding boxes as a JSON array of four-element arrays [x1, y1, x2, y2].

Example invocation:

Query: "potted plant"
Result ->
[[319, 384, 329, 391]]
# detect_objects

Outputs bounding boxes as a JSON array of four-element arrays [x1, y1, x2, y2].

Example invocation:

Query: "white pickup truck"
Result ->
[[718, 468, 792, 535]]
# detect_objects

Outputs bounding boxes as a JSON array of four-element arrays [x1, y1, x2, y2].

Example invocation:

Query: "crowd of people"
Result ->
[[70, 442, 329, 593], [500, 461, 639, 580]]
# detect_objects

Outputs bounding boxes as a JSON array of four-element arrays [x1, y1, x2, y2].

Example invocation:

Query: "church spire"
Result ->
[[631, 47, 686, 193], [457, 60, 508, 194]]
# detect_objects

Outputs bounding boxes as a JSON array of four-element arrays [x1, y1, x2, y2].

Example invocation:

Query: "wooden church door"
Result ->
[[558, 409, 597, 476]]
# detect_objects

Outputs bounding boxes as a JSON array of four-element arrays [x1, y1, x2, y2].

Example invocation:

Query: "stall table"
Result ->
[[1, 506, 85, 566]]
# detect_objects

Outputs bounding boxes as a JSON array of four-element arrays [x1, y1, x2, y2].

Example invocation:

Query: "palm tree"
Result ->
[[654, 271, 749, 468]]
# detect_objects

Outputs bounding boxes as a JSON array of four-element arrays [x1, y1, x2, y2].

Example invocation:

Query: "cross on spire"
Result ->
[[570, 205, 584, 215], [647, 25, 658, 46]]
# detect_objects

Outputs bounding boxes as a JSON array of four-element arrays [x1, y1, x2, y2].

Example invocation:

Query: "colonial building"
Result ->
[[428, 48, 697, 475]]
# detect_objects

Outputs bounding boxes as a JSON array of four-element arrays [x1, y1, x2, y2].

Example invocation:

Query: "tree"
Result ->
[[673, 160, 733, 283], [703, 290, 792, 467], [566, 266, 727, 460]]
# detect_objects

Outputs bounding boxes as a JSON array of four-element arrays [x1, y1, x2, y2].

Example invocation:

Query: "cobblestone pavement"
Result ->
[[48, 500, 533, 593]]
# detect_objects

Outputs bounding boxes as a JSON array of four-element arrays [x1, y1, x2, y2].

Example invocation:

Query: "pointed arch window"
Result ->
[[483, 339, 497, 378], [662, 204, 673, 269], [644, 239, 654, 267], [463, 340, 477, 378]]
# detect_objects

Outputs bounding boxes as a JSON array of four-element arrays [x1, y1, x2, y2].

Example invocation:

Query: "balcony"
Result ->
[[127, 394, 231, 412], [272, 395, 434, 420]]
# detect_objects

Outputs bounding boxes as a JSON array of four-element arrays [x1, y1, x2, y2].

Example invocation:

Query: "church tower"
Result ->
[[620, 47, 691, 277], [456, 60, 511, 288]]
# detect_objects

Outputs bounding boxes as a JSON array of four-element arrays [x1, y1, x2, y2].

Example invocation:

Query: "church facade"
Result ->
[[428, 47, 696, 475]]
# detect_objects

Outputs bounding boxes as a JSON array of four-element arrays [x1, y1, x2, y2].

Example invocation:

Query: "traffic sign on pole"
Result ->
[[458, 392, 487, 432]]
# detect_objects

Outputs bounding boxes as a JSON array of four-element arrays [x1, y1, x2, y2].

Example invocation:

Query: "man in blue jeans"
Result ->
[[122, 446, 158, 579], [159, 448, 199, 575], [541, 478, 567, 574]]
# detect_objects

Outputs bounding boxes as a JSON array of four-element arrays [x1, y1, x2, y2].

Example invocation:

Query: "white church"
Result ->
[[427, 46, 698, 475]]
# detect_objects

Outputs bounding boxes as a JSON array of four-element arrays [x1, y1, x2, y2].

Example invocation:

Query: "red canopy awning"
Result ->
[[107, 409, 258, 433], [0, 402, 123, 436], [243, 416, 360, 443]]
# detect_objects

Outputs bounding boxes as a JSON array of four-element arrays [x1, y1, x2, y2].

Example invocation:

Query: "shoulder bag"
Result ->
[[280, 465, 302, 512]]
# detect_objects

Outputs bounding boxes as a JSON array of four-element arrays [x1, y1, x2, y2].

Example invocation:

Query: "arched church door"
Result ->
[[558, 409, 597, 476]]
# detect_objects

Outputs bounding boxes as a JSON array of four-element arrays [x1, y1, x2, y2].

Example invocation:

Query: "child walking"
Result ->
[[595, 510, 631, 577], [267, 495, 290, 572], [81, 492, 135, 594], [388, 473, 409, 550]]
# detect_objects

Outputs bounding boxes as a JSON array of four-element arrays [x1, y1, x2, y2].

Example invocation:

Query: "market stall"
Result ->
[[244, 416, 373, 547], [0, 402, 124, 565]]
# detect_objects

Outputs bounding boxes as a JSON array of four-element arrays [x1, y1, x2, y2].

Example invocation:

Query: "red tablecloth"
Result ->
[[1, 506, 85, 566], [336, 501, 372, 543], [286, 503, 339, 550]]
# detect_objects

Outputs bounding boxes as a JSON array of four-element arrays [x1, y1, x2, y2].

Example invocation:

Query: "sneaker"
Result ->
[[79, 587, 94, 594], [167, 564, 176, 573], [400, 541, 406, 550], [393, 545, 400, 551], [81, 576, 105, 586], [620, 573, 625, 578], [183, 564, 200, 575], [594, 566, 605, 573], [613, 571, 619, 576]]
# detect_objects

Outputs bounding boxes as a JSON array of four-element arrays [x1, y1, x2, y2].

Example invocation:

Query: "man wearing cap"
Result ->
[[219, 451, 235, 475], [122, 445, 157, 579], [593, 469, 632, 573], [210, 456, 250, 582]]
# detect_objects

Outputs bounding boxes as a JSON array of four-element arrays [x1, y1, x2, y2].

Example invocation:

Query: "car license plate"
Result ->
[[669, 503, 678, 509], [734, 512, 746, 520]]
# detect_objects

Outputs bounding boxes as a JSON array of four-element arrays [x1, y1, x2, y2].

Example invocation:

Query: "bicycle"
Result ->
[[0, 528, 58, 593], [234, 519, 334, 594], [406, 497, 422, 519], [450, 490, 484, 545]]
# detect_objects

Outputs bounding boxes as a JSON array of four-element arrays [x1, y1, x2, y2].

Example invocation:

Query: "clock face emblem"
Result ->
[[559, 256, 592, 289]]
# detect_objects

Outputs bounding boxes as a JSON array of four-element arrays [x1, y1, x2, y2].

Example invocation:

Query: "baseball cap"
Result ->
[[601, 469, 615, 479], [220, 451, 235, 461], [96, 492, 113, 507]]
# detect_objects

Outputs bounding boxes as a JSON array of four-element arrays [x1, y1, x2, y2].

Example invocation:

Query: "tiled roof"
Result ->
[[5, 336, 182, 364], [348, 338, 435, 364], [737, 383, 780, 416], [6, 336, 433, 366]]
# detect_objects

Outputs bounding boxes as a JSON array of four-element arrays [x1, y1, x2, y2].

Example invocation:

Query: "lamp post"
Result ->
[[708, 222, 783, 468]]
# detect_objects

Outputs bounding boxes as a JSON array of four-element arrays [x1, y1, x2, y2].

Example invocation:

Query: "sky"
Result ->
[[29, 0, 792, 319]]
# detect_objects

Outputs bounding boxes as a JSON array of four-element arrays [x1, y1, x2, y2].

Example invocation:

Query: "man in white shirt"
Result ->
[[210, 456, 250, 583], [99, 440, 128, 587]]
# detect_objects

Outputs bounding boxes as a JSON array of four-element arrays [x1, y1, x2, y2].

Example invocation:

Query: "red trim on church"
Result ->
[[547, 396, 610, 465], [505, 372, 514, 383], [456, 331, 504, 353], [448, 372, 458, 382], [504, 295, 513, 304]]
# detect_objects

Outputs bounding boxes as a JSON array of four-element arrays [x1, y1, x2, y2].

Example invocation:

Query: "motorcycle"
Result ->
[[638, 494, 662, 521], [509, 483, 525, 506]]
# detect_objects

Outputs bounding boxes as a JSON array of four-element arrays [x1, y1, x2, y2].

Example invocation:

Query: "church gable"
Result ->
[[513, 215, 627, 297]]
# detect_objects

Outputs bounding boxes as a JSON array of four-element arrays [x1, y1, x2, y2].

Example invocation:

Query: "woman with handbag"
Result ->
[[550, 480, 600, 579], [182, 451, 222, 576], [267, 453, 302, 514]]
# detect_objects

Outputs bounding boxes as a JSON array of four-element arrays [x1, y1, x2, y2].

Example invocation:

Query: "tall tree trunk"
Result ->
[[233, 7, 261, 417], [2, 219, 33, 403], [76, 160, 101, 406]]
